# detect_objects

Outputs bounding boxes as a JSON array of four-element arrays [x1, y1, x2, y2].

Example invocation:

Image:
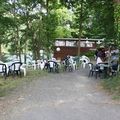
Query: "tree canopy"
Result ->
[[0, 0, 119, 60]]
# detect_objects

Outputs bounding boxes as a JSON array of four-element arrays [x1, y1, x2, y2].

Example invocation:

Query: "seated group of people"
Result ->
[[95, 46, 119, 73]]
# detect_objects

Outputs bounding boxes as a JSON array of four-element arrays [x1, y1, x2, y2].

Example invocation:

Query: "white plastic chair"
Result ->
[[9, 61, 22, 77], [80, 55, 90, 68], [73, 61, 77, 70], [69, 56, 77, 70], [40, 61, 45, 70], [20, 65, 26, 76], [0, 63, 7, 79], [37, 60, 41, 69], [32, 60, 37, 70]]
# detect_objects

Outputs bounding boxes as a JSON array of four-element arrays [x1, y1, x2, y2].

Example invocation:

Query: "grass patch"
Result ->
[[0, 70, 48, 97], [102, 75, 120, 99]]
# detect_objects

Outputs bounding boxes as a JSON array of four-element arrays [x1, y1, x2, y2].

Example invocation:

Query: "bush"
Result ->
[[102, 75, 120, 98], [81, 51, 95, 58]]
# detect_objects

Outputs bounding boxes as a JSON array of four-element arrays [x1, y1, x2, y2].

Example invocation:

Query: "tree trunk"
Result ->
[[77, 0, 83, 56], [0, 43, 2, 60], [16, 26, 21, 62], [114, 0, 120, 3], [24, 5, 30, 64]]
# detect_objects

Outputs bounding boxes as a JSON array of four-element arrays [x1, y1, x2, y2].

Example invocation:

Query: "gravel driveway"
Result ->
[[0, 68, 120, 120]]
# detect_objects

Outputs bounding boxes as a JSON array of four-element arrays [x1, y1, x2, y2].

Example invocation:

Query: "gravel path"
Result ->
[[0, 69, 120, 120]]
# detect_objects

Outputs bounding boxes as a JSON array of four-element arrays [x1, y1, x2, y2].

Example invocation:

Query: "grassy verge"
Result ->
[[101, 74, 120, 99], [0, 70, 48, 97]]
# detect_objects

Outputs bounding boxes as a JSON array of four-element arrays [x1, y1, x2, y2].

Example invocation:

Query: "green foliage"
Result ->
[[55, 26, 71, 38], [0, 0, 119, 60], [102, 75, 120, 99], [114, 3, 120, 47], [81, 50, 95, 58], [60, 0, 116, 41], [85, 0, 115, 40]]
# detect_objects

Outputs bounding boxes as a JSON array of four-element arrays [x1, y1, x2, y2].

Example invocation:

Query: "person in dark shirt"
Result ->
[[97, 48, 106, 62]]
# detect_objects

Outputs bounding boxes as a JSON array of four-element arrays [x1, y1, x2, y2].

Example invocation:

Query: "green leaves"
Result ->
[[0, 0, 119, 60]]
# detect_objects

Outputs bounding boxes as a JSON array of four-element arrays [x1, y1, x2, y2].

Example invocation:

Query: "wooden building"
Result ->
[[54, 38, 104, 60]]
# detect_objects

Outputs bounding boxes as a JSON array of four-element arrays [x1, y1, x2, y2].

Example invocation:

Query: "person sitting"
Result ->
[[97, 47, 106, 62], [63, 55, 70, 71], [111, 60, 118, 71], [110, 51, 119, 69], [96, 57, 103, 64], [44, 60, 49, 71], [49, 61, 54, 72]]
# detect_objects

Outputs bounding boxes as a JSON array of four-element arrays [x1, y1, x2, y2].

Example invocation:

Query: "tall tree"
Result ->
[[85, 0, 116, 41], [0, 0, 14, 59], [60, 0, 89, 56], [114, 1, 120, 47]]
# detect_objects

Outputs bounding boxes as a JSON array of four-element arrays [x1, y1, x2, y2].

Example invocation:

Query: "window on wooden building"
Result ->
[[55, 41, 65, 46], [66, 41, 76, 47]]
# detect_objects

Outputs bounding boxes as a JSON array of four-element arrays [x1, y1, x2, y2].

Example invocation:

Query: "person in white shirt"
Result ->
[[96, 57, 103, 64]]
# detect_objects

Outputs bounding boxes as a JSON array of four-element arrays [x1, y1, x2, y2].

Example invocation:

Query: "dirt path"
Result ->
[[0, 69, 120, 120]]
